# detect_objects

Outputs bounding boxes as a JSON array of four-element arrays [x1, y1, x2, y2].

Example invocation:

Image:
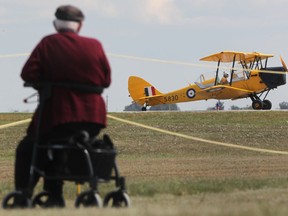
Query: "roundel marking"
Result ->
[[186, 88, 196, 99]]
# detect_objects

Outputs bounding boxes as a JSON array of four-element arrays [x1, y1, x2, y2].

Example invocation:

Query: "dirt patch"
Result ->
[[0, 161, 14, 183], [118, 155, 288, 180]]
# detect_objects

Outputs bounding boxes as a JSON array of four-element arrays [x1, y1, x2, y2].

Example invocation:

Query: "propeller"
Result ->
[[280, 56, 288, 72]]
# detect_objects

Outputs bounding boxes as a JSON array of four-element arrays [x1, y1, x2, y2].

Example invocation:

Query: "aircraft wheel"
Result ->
[[103, 190, 130, 208], [263, 100, 272, 110], [2, 191, 30, 209], [75, 190, 102, 208], [141, 106, 147, 111], [252, 99, 263, 110]]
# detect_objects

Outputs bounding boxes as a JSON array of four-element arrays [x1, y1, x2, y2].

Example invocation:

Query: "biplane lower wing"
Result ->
[[197, 85, 254, 100]]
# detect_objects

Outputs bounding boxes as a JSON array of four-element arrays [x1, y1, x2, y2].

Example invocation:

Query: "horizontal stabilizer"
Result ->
[[139, 94, 163, 100]]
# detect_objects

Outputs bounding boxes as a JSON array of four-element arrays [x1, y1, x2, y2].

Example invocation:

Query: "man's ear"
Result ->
[[53, 20, 57, 31], [77, 22, 82, 33]]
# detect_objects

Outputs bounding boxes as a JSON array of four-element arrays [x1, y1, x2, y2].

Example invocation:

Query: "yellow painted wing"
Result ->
[[197, 85, 254, 100], [200, 51, 273, 63], [200, 51, 247, 62]]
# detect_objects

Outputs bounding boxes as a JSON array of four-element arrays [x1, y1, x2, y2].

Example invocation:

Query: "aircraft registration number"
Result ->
[[164, 95, 179, 102]]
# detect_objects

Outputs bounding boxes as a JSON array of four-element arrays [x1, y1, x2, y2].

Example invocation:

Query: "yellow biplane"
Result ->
[[128, 51, 287, 111]]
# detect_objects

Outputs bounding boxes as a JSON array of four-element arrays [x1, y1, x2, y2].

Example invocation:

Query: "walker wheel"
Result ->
[[32, 191, 50, 208], [75, 190, 102, 208], [2, 191, 30, 209], [103, 190, 130, 207]]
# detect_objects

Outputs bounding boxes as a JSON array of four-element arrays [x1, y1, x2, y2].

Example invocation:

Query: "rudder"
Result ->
[[128, 76, 162, 105]]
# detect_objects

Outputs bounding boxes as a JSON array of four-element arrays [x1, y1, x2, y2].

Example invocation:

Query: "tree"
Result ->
[[230, 105, 253, 110], [279, 101, 288, 109], [149, 104, 180, 111], [123, 103, 142, 111], [230, 105, 240, 110], [123, 103, 180, 111]]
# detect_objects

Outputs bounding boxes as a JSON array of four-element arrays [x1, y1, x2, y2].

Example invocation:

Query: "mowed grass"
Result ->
[[0, 111, 288, 216]]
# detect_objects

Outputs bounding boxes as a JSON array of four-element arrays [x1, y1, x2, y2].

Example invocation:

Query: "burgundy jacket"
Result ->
[[21, 31, 111, 134]]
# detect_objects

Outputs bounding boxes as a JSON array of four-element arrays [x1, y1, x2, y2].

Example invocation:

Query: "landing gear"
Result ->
[[252, 99, 263, 110], [250, 94, 272, 110], [141, 102, 149, 111], [263, 100, 272, 110]]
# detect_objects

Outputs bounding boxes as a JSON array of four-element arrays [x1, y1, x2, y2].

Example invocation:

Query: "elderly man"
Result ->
[[14, 5, 111, 207]]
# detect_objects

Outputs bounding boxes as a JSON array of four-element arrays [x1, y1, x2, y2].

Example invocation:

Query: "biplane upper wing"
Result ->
[[200, 51, 274, 63], [197, 85, 255, 100], [200, 51, 247, 62], [243, 52, 274, 64]]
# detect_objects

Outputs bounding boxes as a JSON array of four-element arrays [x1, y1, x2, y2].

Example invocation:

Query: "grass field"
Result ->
[[0, 111, 288, 215]]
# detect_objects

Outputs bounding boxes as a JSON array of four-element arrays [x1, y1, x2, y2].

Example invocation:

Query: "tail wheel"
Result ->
[[252, 99, 263, 110], [263, 100, 272, 110]]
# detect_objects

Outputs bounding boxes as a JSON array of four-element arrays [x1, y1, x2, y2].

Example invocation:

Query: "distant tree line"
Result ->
[[230, 105, 253, 110], [123, 103, 180, 111], [123, 101, 288, 111], [279, 101, 288, 109]]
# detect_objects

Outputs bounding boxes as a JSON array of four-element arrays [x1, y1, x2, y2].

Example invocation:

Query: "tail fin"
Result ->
[[128, 76, 162, 105]]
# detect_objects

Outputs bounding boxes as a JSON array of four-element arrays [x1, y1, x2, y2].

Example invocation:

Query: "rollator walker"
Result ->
[[2, 82, 130, 208]]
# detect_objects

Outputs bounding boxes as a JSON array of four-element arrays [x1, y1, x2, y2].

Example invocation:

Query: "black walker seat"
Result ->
[[2, 82, 130, 208]]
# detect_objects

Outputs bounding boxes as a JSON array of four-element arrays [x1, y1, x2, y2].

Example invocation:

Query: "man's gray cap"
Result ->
[[55, 5, 84, 22]]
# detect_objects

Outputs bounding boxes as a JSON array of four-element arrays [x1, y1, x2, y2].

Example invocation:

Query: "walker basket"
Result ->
[[65, 140, 117, 181]]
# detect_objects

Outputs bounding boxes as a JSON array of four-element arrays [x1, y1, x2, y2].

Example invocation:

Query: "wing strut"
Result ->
[[229, 54, 236, 86], [214, 59, 221, 85]]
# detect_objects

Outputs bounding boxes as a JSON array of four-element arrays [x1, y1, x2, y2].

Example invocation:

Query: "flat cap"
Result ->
[[55, 5, 84, 22]]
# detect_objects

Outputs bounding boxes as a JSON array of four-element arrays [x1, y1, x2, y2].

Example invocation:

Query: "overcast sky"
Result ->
[[1, 0, 288, 112]]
